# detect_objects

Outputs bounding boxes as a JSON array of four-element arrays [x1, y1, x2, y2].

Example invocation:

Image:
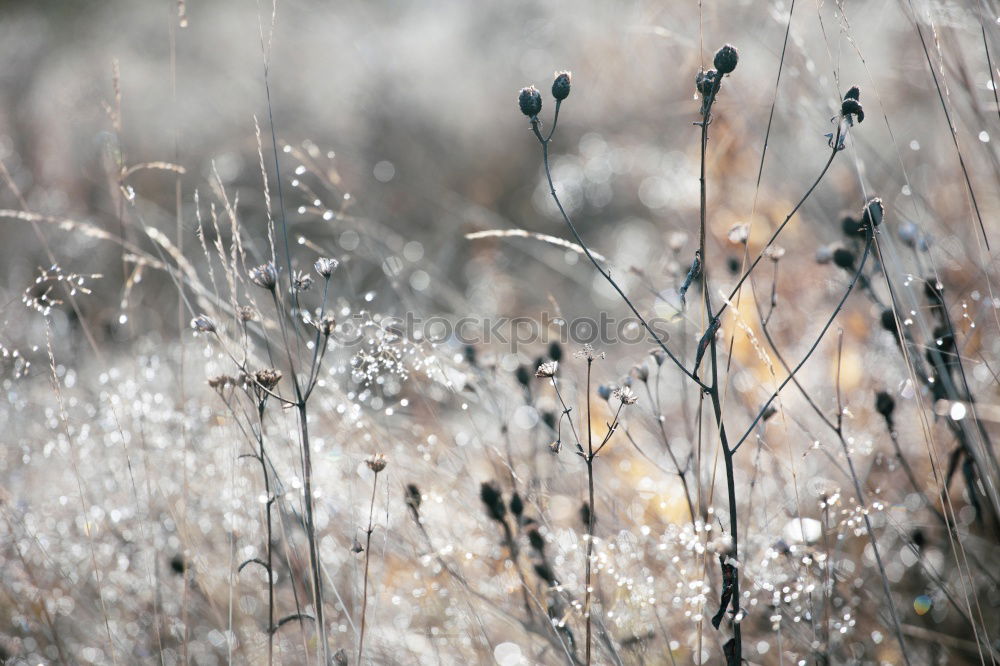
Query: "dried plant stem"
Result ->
[[256, 406, 276, 666], [358, 470, 380, 665], [583, 358, 595, 666], [297, 402, 328, 665], [696, 90, 742, 666]]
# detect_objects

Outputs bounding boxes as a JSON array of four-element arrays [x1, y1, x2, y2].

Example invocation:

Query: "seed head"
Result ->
[[479, 482, 506, 522], [551, 71, 572, 101], [548, 340, 563, 362], [714, 44, 739, 75], [190, 314, 216, 334], [518, 86, 543, 118], [844, 86, 861, 101], [841, 216, 865, 239], [365, 453, 388, 473], [253, 368, 282, 391], [249, 262, 278, 291], [515, 364, 532, 387], [696, 68, 720, 96], [292, 271, 314, 292], [535, 361, 558, 378], [875, 391, 895, 421], [862, 197, 884, 228], [404, 484, 422, 519], [509, 492, 524, 517], [841, 88, 864, 124], [880, 309, 899, 336], [237, 306, 257, 322], [832, 247, 856, 270], [614, 385, 638, 406], [319, 315, 336, 336], [315, 257, 339, 279]]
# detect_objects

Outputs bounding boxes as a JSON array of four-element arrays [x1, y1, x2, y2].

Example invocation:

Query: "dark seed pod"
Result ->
[[862, 197, 884, 228], [464, 344, 477, 367], [875, 391, 895, 422], [551, 71, 572, 101], [580, 502, 592, 529], [844, 86, 861, 101], [841, 216, 866, 239], [527, 528, 546, 553], [880, 309, 898, 335], [727, 256, 741, 274], [696, 69, 720, 96], [518, 86, 543, 118], [548, 340, 563, 362], [515, 365, 532, 388], [509, 492, 524, 518], [841, 98, 864, 123], [714, 44, 739, 75], [170, 554, 186, 575], [911, 528, 925, 550], [533, 562, 557, 585], [541, 410, 556, 431], [405, 484, 422, 519], [479, 482, 506, 523], [832, 247, 856, 270]]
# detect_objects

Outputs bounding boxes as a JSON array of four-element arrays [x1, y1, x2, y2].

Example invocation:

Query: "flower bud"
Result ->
[[713, 44, 739, 75], [551, 71, 571, 101], [518, 86, 542, 118]]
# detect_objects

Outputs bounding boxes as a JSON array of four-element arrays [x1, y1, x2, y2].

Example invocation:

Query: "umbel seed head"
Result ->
[[518, 86, 543, 118], [552, 71, 572, 100], [714, 44, 739, 75], [249, 262, 278, 291]]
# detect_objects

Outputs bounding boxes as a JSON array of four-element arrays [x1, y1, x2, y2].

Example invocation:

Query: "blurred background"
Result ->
[[3, 0, 1000, 664]]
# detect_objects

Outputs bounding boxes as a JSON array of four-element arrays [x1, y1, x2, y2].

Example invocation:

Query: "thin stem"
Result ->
[[584, 358, 594, 666], [297, 403, 328, 665], [358, 471, 379, 665]]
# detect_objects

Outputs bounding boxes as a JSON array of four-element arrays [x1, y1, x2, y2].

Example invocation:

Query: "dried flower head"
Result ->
[[319, 314, 337, 336], [207, 374, 237, 391], [190, 314, 216, 334], [479, 482, 506, 522], [292, 271, 314, 292], [841, 86, 864, 124], [613, 386, 638, 406], [518, 86, 542, 118], [714, 44, 739, 75], [727, 223, 749, 245], [404, 484, 422, 519], [832, 247, 856, 270], [315, 257, 339, 279], [695, 68, 720, 96], [763, 245, 786, 262], [237, 306, 257, 322], [862, 197, 884, 228], [551, 71, 572, 101], [535, 361, 558, 378], [365, 453, 388, 473], [253, 368, 282, 391], [574, 344, 604, 362], [249, 262, 278, 291]]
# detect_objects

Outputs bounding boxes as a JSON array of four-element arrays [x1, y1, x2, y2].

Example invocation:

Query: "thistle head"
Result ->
[[713, 44, 739, 75], [518, 86, 543, 118], [551, 71, 572, 101]]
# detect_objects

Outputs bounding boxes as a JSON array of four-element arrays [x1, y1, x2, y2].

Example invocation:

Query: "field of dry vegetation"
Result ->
[[2, 1, 1000, 664]]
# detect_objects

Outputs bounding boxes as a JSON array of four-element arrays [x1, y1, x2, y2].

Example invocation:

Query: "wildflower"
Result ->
[[190, 314, 216, 333], [551, 71, 572, 101], [713, 44, 739, 75], [315, 257, 339, 279], [253, 368, 282, 391], [518, 86, 542, 118], [365, 453, 388, 473], [613, 385, 638, 406], [292, 271, 314, 292], [535, 360, 558, 378], [249, 262, 278, 291]]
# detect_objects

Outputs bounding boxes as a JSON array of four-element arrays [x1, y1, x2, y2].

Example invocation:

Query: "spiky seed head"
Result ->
[[518, 86, 543, 118], [551, 71, 572, 101], [535, 361, 558, 378], [315, 257, 339, 279], [249, 262, 278, 291], [713, 44, 739, 74]]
